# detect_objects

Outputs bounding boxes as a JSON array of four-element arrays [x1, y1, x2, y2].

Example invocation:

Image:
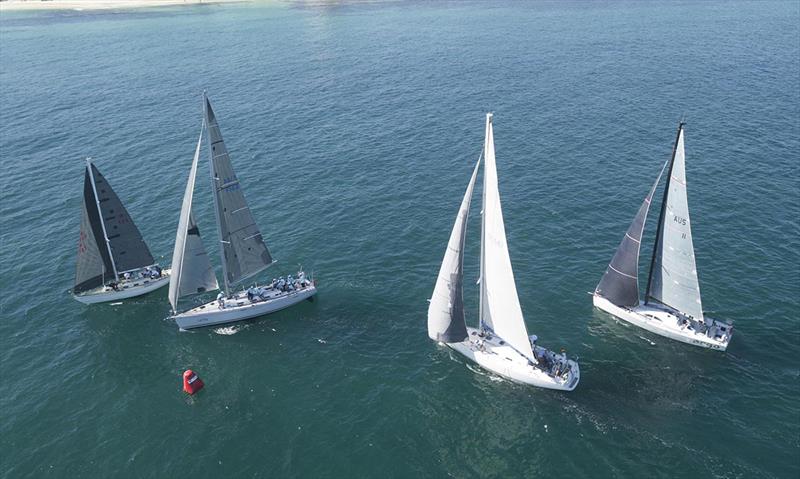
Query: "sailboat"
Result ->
[[73, 158, 170, 304], [593, 122, 733, 350], [428, 114, 580, 391], [169, 93, 317, 330]]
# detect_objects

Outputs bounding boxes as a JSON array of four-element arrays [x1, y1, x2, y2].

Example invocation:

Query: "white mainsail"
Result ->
[[648, 126, 704, 320], [428, 156, 481, 343], [169, 124, 219, 313], [478, 114, 535, 361]]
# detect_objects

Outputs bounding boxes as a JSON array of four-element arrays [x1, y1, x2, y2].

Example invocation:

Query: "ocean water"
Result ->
[[1, 1, 798, 477]]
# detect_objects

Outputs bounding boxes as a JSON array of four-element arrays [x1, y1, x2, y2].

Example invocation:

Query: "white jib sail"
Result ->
[[169, 123, 219, 313], [650, 127, 704, 320], [427, 156, 481, 343], [479, 114, 535, 361]]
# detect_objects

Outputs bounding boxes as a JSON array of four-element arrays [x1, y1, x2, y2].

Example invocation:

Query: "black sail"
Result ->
[[90, 164, 154, 272], [74, 169, 113, 293], [595, 159, 668, 307]]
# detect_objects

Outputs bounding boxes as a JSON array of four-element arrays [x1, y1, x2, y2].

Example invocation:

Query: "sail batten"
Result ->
[[428, 155, 481, 343], [646, 126, 704, 320], [479, 114, 535, 362], [169, 123, 219, 312], [204, 95, 273, 294]]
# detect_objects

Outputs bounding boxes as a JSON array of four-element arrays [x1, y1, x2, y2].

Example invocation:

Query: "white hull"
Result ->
[[593, 294, 732, 351], [73, 271, 171, 304], [445, 327, 579, 391], [174, 284, 317, 330]]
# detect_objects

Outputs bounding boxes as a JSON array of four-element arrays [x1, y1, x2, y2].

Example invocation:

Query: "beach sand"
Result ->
[[0, 0, 247, 11]]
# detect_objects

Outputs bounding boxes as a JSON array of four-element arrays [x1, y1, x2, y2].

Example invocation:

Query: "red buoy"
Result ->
[[183, 369, 204, 395]]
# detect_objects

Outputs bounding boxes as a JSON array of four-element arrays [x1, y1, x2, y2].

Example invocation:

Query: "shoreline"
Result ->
[[0, 0, 249, 12]]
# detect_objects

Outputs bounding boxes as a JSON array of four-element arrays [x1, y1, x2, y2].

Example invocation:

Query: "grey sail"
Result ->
[[74, 169, 113, 293], [427, 156, 481, 343], [169, 125, 219, 312], [647, 125, 704, 320], [595, 158, 669, 306], [204, 95, 272, 292], [90, 164, 154, 272]]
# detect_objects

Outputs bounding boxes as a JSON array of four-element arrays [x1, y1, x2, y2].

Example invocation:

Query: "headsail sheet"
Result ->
[[90, 164, 154, 272], [595, 158, 668, 306], [648, 127, 704, 320], [74, 170, 111, 293], [169, 126, 219, 312], [428, 157, 481, 343], [204, 96, 272, 291], [479, 114, 535, 361]]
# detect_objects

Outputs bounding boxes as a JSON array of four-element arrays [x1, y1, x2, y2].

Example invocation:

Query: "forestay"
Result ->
[[90, 164, 154, 272], [595, 158, 669, 307], [428, 156, 481, 343], [169, 124, 219, 312], [204, 96, 272, 292], [647, 126, 704, 320], [74, 170, 112, 293], [479, 114, 535, 361]]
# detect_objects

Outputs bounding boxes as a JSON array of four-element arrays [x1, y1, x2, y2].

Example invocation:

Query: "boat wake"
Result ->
[[637, 335, 656, 346], [214, 325, 240, 335]]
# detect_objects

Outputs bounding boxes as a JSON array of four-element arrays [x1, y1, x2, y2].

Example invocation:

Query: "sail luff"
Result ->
[[86, 159, 119, 281], [169, 122, 219, 313], [478, 114, 535, 362], [205, 94, 231, 295], [427, 155, 481, 343], [478, 119, 488, 331], [645, 123, 683, 302]]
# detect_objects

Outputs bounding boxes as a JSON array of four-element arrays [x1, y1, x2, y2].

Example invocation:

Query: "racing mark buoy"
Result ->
[[183, 369, 204, 395]]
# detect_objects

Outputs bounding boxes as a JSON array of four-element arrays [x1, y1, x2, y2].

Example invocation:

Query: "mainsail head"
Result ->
[[428, 156, 481, 343], [204, 94, 273, 293], [647, 124, 704, 320], [595, 155, 669, 307], [169, 124, 220, 312], [478, 114, 535, 361]]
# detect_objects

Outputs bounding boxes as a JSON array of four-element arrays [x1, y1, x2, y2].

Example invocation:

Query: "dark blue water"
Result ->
[[1, 1, 798, 477]]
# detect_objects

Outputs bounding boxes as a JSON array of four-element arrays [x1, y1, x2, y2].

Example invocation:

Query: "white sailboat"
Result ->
[[169, 93, 317, 330], [428, 114, 580, 391], [73, 158, 170, 304], [593, 122, 733, 350]]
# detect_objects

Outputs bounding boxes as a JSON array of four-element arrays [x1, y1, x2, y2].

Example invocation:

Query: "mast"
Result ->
[[478, 113, 490, 332], [205, 92, 230, 296], [86, 157, 119, 282], [645, 122, 684, 303]]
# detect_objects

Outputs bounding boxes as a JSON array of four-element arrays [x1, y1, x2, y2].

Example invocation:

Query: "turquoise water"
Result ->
[[1, 1, 799, 477]]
